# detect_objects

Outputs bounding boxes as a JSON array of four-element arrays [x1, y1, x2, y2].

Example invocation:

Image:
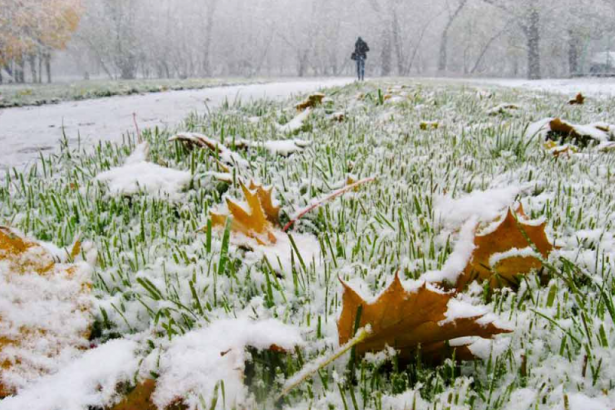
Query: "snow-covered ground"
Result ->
[[466, 77, 615, 98], [0, 78, 353, 173]]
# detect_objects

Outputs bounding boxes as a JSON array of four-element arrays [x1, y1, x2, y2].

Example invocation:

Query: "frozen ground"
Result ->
[[0, 78, 353, 173]]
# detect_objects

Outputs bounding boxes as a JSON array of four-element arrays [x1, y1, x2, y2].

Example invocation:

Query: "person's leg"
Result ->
[[356, 59, 361, 81], [360, 58, 365, 80]]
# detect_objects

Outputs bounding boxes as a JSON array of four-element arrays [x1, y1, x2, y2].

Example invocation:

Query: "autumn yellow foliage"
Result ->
[[0, 0, 83, 65]]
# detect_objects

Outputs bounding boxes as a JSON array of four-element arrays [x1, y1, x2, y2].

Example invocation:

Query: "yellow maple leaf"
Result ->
[[247, 181, 280, 224], [456, 207, 554, 290], [210, 182, 278, 245], [338, 274, 509, 361]]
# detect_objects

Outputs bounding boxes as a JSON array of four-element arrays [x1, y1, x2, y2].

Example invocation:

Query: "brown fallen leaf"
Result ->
[[296, 93, 325, 111], [569, 93, 585, 105], [456, 207, 553, 290], [210, 182, 278, 245], [547, 118, 608, 148], [338, 274, 509, 361]]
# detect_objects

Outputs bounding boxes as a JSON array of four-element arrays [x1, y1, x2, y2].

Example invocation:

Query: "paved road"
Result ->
[[0, 78, 353, 173]]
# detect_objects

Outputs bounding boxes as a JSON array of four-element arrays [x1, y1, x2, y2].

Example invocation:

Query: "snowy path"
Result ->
[[0, 78, 353, 173]]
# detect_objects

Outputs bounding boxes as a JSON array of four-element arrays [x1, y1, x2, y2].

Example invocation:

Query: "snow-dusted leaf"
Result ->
[[338, 274, 509, 361], [456, 207, 554, 290], [0, 227, 93, 396], [169, 133, 249, 170]]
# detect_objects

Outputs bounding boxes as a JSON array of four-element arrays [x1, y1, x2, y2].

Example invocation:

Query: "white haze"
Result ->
[[19, 0, 615, 80]]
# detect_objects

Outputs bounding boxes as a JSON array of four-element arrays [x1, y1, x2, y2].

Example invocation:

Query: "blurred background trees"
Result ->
[[2, 0, 615, 83]]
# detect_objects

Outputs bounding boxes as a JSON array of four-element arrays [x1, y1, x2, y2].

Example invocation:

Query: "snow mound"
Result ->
[[153, 318, 302, 410], [96, 142, 192, 200]]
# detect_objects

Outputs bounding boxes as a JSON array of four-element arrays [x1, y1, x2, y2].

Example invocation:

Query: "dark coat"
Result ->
[[354, 38, 370, 60]]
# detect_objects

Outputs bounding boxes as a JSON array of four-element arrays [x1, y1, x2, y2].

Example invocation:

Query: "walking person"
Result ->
[[351, 37, 370, 81]]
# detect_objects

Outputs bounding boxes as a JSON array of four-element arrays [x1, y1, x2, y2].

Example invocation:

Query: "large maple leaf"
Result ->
[[456, 207, 553, 290], [338, 274, 509, 361]]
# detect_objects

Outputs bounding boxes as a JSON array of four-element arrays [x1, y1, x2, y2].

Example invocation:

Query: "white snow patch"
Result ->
[[440, 298, 488, 325], [277, 108, 311, 133], [153, 318, 302, 410], [567, 393, 611, 410], [96, 142, 192, 200], [0, 339, 139, 410], [489, 247, 541, 268], [423, 218, 477, 284], [435, 186, 524, 230]]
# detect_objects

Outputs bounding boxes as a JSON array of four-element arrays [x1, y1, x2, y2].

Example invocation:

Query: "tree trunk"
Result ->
[[438, 0, 467, 73], [29, 54, 37, 84], [17, 59, 26, 83], [392, 12, 404, 75], [38, 54, 43, 83], [568, 31, 580, 77], [438, 30, 449, 72], [381, 27, 392, 76], [202, 0, 218, 76], [526, 8, 541, 80], [44, 53, 52, 83]]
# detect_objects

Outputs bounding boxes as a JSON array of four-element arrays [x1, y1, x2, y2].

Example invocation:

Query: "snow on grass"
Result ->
[[3, 79, 615, 409]]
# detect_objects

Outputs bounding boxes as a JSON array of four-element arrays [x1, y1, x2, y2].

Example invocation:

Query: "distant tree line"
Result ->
[[2, 0, 615, 83]]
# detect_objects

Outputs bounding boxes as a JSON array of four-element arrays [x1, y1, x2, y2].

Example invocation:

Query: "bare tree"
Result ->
[[438, 0, 468, 72]]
